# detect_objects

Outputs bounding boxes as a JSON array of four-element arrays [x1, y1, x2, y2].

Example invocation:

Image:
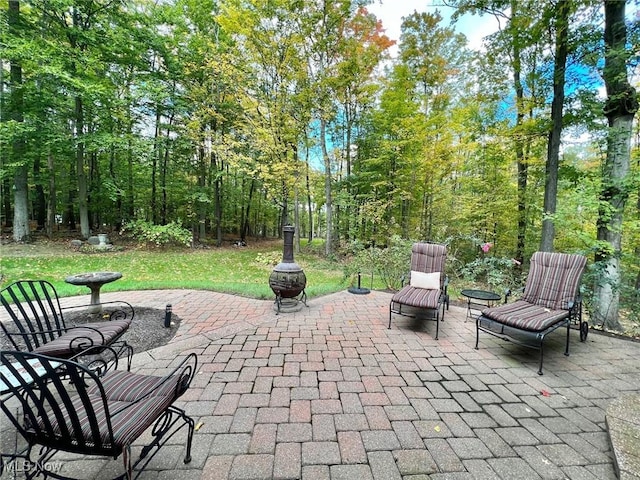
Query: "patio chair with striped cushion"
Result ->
[[389, 243, 449, 339], [1, 348, 197, 480], [475, 251, 587, 375]]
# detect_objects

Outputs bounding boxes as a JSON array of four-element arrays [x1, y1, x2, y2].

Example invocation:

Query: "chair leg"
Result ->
[[538, 346, 544, 376], [564, 321, 570, 356], [123, 444, 132, 480], [123, 343, 133, 371], [119, 342, 134, 371], [388, 303, 393, 329], [183, 410, 195, 464]]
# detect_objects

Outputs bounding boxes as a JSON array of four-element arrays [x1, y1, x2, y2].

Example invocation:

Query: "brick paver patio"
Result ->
[[2, 289, 639, 479]]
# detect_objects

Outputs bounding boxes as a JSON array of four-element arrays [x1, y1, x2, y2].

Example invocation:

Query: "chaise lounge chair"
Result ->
[[475, 251, 587, 375], [389, 242, 449, 339]]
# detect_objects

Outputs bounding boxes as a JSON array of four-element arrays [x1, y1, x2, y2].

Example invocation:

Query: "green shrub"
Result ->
[[460, 256, 523, 294], [121, 220, 191, 247], [345, 236, 413, 291]]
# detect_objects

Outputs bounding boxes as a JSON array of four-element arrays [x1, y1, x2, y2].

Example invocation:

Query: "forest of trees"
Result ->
[[1, 0, 638, 330]]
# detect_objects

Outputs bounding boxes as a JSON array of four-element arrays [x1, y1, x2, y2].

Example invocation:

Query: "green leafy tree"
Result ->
[[540, 0, 573, 251], [220, 0, 308, 236], [450, 0, 549, 263], [399, 10, 469, 240], [328, 6, 393, 244]]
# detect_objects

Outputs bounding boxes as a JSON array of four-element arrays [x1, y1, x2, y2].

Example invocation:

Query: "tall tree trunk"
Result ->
[[2, 177, 11, 229], [321, 118, 333, 255], [34, 154, 46, 230], [13, 166, 29, 241], [75, 96, 89, 238], [636, 169, 640, 292], [635, 131, 640, 292], [161, 111, 175, 225], [212, 155, 222, 247], [197, 142, 207, 241], [304, 135, 313, 243], [126, 119, 134, 221], [0, 59, 7, 229], [210, 119, 223, 247], [151, 108, 161, 224], [242, 179, 255, 242], [344, 111, 353, 241], [511, 0, 527, 265], [293, 144, 300, 253], [70, 5, 90, 238], [89, 150, 99, 229], [64, 159, 76, 230], [594, 0, 638, 331], [540, 0, 570, 252], [109, 142, 120, 230], [261, 189, 268, 239], [47, 151, 56, 238], [294, 181, 300, 253], [9, 1, 29, 242], [124, 80, 134, 222]]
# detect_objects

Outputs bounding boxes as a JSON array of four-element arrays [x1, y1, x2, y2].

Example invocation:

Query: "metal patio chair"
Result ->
[[1, 348, 197, 480], [1, 280, 134, 369], [389, 243, 449, 339]]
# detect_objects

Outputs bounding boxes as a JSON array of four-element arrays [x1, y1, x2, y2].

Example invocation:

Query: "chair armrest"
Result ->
[[1, 324, 109, 353], [503, 286, 524, 304], [63, 325, 109, 353], [69, 344, 123, 375], [62, 300, 135, 323], [567, 294, 583, 313], [504, 289, 511, 303], [109, 353, 198, 416], [2, 327, 66, 350]]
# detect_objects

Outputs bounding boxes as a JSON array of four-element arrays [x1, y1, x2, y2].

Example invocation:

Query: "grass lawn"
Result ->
[[0, 239, 363, 300]]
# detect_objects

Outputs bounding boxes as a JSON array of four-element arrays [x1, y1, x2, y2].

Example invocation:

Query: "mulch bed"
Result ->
[[1, 307, 181, 355]]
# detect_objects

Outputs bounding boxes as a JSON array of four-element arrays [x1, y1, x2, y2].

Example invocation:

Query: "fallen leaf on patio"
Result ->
[[195, 422, 204, 431], [434, 425, 441, 432], [540, 389, 551, 397]]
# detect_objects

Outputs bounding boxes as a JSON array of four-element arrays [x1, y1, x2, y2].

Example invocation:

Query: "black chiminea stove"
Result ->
[[269, 225, 307, 313]]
